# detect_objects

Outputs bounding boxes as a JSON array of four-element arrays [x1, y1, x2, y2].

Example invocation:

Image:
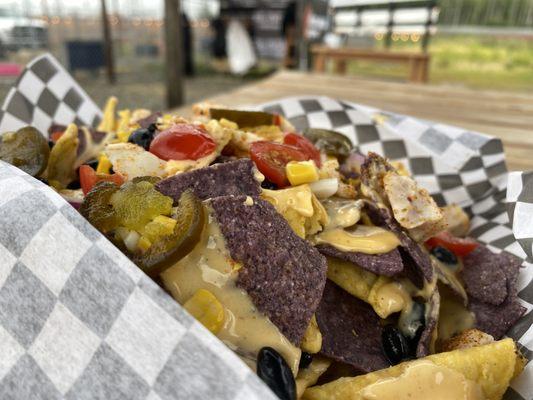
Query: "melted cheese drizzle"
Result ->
[[315, 225, 400, 254], [360, 360, 485, 400], [439, 295, 475, 341], [323, 198, 363, 230], [161, 213, 301, 374]]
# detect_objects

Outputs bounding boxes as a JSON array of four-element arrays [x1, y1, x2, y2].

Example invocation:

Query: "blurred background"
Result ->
[[0, 0, 532, 111]]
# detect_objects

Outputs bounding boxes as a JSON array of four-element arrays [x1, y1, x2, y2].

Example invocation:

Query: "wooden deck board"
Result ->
[[173, 70, 533, 171]]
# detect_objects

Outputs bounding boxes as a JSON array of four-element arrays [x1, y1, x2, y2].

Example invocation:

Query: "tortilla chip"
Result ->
[[303, 338, 521, 400], [137, 111, 162, 129], [156, 159, 261, 203], [325, 257, 378, 303], [462, 246, 526, 338], [416, 288, 440, 357], [209, 195, 328, 345], [315, 281, 390, 374], [316, 245, 403, 276], [470, 297, 526, 339], [364, 202, 433, 288], [461, 247, 510, 305]]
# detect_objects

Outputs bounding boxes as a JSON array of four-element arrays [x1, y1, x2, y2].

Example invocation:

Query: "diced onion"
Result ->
[[309, 178, 339, 199], [123, 230, 140, 252]]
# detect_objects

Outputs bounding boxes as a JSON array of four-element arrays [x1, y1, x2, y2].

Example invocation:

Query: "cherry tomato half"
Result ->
[[283, 133, 321, 167], [149, 124, 216, 161], [79, 165, 124, 195], [425, 231, 479, 257], [250, 141, 308, 187]]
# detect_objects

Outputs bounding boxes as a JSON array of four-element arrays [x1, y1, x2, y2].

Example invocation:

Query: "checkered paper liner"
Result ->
[[0, 54, 102, 134], [0, 53, 530, 398], [259, 96, 533, 399]]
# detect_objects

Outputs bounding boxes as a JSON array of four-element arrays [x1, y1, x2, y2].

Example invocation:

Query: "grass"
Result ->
[[345, 34, 533, 92]]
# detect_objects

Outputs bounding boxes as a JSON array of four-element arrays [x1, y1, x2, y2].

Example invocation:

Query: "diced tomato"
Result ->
[[425, 231, 479, 257], [149, 124, 216, 161], [273, 114, 282, 126], [250, 141, 308, 187], [283, 133, 321, 167], [51, 131, 64, 142], [79, 165, 124, 195]]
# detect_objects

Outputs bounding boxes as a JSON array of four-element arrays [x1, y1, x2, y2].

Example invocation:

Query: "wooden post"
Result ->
[[296, 0, 309, 70], [164, 0, 184, 108], [100, 0, 116, 84]]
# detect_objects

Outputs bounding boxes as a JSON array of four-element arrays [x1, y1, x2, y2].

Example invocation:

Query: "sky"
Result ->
[[0, 0, 219, 19]]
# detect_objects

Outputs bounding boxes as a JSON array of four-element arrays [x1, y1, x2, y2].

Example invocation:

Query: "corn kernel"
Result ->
[[137, 235, 152, 252], [96, 153, 112, 174], [117, 130, 131, 143], [153, 215, 177, 233], [219, 118, 238, 130], [286, 160, 319, 186], [143, 215, 177, 242], [184, 289, 225, 334]]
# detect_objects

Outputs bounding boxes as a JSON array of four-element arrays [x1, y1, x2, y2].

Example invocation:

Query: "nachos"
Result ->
[[0, 97, 527, 400]]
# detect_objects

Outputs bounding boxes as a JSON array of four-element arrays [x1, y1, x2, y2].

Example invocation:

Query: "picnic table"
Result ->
[[174, 70, 533, 171]]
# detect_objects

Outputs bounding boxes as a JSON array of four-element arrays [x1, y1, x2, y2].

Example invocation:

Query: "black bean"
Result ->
[[85, 159, 99, 170], [66, 180, 81, 190], [299, 352, 313, 369], [431, 245, 458, 265], [257, 347, 296, 400], [261, 179, 277, 190], [382, 325, 411, 365], [128, 128, 155, 150]]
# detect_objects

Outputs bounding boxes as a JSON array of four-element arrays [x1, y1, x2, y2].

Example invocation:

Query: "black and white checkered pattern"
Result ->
[[0, 161, 276, 400], [0, 54, 102, 137], [259, 96, 532, 400]]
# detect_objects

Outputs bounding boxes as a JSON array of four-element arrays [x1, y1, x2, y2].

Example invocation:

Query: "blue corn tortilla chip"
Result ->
[[461, 247, 513, 306], [462, 246, 526, 338], [156, 159, 261, 203], [137, 112, 162, 129], [469, 297, 526, 339], [364, 202, 433, 288], [316, 280, 390, 373], [208, 195, 328, 345], [315, 244, 403, 276], [416, 289, 440, 357]]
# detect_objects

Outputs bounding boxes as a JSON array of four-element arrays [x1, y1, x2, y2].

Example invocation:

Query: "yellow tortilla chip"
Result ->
[[303, 338, 522, 400], [326, 257, 377, 302]]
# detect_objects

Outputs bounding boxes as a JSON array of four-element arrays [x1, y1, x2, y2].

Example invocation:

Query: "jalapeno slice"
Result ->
[[0, 126, 50, 177], [303, 128, 353, 160], [210, 108, 276, 128], [132, 190, 205, 277]]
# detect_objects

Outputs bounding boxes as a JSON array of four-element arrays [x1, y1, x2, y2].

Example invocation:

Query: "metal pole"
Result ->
[[101, 0, 116, 84], [164, 0, 184, 108]]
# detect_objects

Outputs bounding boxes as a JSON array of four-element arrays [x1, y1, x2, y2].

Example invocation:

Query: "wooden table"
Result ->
[[174, 70, 533, 171]]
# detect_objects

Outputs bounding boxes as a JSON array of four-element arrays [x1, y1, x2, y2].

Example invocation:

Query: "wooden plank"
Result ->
[[311, 45, 429, 61], [171, 71, 533, 171]]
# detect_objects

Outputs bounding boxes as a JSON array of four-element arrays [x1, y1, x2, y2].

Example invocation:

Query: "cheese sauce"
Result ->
[[323, 198, 364, 230], [359, 360, 485, 400], [315, 225, 400, 254], [161, 211, 301, 374], [439, 294, 475, 341]]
